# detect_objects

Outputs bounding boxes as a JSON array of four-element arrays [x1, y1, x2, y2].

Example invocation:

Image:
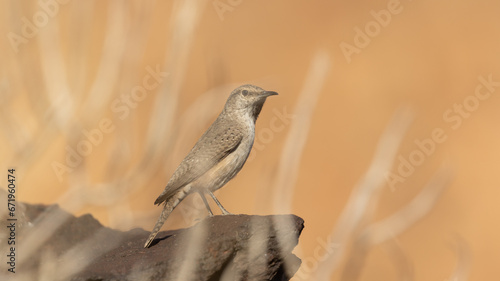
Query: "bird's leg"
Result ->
[[197, 191, 214, 216], [208, 191, 232, 215]]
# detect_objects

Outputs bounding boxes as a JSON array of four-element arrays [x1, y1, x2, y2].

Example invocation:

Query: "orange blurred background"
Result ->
[[1, 0, 499, 280]]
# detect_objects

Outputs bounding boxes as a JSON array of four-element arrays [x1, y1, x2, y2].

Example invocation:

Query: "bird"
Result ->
[[144, 84, 278, 248]]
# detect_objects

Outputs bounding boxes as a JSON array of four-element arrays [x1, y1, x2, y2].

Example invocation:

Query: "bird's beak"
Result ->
[[261, 90, 278, 97]]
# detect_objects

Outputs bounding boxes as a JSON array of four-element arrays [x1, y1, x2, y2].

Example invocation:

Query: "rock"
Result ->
[[0, 196, 304, 281]]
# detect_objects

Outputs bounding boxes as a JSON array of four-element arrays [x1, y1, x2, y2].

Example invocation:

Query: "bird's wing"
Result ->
[[154, 118, 244, 205]]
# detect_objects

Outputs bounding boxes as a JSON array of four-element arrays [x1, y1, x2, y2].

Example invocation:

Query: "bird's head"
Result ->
[[224, 84, 278, 120]]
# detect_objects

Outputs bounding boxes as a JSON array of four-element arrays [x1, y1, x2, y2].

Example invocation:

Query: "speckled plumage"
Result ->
[[144, 84, 277, 248]]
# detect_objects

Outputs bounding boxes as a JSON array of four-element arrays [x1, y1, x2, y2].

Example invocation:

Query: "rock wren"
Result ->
[[144, 84, 278, 248]]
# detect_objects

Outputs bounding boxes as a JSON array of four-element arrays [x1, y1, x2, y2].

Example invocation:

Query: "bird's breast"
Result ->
[[191, 120, 255, 192]]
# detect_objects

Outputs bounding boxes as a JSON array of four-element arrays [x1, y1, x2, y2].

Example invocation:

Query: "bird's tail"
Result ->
[[144, 190, 188, 248]]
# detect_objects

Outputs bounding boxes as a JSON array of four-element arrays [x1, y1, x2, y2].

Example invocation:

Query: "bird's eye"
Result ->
[[242, 90, 249, 96]]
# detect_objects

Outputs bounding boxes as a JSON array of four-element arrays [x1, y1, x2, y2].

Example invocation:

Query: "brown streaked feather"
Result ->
[[154, 116, 243, 205]]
